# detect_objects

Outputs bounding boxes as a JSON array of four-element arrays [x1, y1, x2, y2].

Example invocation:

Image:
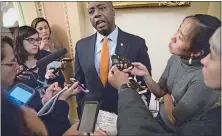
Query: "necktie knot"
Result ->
[[103, 37, 108, 43]]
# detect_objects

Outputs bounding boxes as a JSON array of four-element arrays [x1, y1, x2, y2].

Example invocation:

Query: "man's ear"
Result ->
[[112, 8, 115, 16]]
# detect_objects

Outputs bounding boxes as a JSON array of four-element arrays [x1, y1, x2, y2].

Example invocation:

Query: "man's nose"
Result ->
[[94, 9, 101, 18]]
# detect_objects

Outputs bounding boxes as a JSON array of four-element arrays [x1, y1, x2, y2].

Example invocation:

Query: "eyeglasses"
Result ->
[[24, 38, 41, 44], [1, 58, 18, 68]]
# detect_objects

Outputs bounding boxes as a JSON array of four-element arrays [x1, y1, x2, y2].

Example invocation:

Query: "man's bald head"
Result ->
[[88, 2, 113, 7]]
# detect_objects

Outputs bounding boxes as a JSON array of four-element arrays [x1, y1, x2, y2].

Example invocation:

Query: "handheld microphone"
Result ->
[[16, 48, 68, 76]]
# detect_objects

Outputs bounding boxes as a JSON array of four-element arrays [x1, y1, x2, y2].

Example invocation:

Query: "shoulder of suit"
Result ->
[[121, 29, 145, 42], [76, 34, 95, 44], [75, 34, 96, 48]]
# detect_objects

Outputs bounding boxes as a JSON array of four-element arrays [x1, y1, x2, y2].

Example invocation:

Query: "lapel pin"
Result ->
[[120, 43, 123, 46]]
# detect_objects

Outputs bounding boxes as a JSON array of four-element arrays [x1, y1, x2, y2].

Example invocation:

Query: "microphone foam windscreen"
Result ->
[[36, 48, 67, 68]]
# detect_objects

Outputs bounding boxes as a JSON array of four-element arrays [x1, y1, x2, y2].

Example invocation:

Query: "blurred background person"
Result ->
[[31, 17, 62, 53]]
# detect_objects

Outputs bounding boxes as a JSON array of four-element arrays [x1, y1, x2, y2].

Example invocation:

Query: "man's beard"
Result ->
[[98, 28, 110, 36]]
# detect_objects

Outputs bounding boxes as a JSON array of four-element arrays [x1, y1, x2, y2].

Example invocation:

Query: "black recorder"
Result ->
[[111, 54, 147, 94], [111, 54, 134, 71], [77, 101, 99, 133]]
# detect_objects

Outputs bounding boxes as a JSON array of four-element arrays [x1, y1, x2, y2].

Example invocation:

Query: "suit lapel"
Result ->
[[87, 33, 96, 68], [87, 33, 104, 89], [115, 28, 128, 56]]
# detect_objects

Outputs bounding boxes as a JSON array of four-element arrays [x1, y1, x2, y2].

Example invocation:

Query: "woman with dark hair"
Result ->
[[31, 17, 62, 52], [109, 14, 221, 133], [1, 36, 81, 136], [108, 27, 221, 136], [13, 25, 65, 89]]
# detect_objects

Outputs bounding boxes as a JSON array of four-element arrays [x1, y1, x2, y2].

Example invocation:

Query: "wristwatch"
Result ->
[[118, 82, 132, 94]]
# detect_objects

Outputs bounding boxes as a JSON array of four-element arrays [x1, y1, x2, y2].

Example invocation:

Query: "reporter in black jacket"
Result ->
[[1, 36, 81, 136]]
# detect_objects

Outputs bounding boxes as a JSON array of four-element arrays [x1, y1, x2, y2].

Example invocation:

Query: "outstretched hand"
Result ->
[[108, 65, 130, 89], [123, 62, 149, 77]]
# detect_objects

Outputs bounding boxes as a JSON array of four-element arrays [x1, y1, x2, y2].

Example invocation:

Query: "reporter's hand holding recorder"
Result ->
[[108, 63, 149, 90], [110, 62, 165, 98]]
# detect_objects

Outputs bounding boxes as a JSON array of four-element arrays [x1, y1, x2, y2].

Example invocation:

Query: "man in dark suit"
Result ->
[[74, 2, 152, 117]]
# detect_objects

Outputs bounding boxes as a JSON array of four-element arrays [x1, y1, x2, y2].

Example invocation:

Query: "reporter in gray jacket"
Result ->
[[108, 27, 221, 136]]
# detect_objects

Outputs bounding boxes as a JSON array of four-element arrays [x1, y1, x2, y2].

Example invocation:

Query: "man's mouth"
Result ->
[[96, 20, 106, 27]]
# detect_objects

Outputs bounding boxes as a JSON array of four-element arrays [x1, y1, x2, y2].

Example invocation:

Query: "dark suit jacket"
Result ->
[[74, 28, 152, 117], [118, 87, 221, 136]]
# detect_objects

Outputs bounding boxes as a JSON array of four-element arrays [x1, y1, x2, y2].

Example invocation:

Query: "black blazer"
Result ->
[[117, 88, 173, 136], [74, 28, 152, 117], [39, 100, 71, 136], [117, 87, 221, 136]]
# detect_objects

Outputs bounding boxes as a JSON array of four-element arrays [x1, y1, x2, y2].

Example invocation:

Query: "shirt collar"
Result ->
[[96, 26, 118, 43]]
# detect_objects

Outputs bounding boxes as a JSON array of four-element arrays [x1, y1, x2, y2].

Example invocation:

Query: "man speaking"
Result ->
[[74, 2, 152, 117]]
